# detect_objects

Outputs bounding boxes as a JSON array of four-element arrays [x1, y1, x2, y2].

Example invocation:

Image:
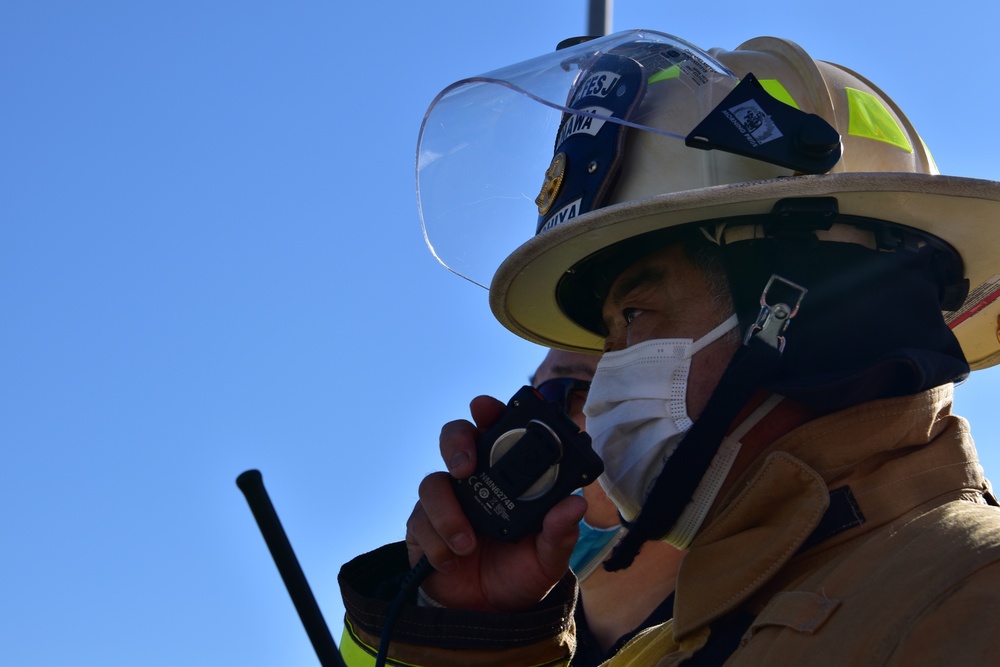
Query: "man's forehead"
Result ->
[[533, 350, 598, 384], [603, 245, 679, 311]]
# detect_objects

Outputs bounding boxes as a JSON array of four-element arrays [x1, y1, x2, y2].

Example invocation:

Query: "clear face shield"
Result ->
[[416, 30, 746, 289]]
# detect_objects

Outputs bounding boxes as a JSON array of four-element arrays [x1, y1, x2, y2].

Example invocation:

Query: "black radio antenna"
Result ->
[[236, 469, 346, 667]]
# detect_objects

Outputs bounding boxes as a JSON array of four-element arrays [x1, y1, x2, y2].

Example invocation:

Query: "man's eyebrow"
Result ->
[[549, 363, 596, 378]]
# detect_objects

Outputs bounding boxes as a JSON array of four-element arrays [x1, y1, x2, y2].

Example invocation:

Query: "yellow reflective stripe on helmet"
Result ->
[[758, 79, 799, 109], [846, 87, 913, 152], [648, 64, 681, 84]]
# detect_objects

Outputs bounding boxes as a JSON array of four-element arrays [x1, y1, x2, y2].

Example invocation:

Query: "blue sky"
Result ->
[[3, 2, 999, 665]]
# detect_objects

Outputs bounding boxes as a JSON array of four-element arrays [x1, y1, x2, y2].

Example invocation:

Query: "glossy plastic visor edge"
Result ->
[[415, 29, 739, 289]]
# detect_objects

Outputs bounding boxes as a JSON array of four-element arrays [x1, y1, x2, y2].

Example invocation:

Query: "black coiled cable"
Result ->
[[374, 555, 433, 667]]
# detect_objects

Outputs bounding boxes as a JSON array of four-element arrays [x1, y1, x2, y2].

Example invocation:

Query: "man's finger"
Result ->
[[439, 419, 479, 478], [417, 471, 477, 558], [534, 493, 587, 580], [469, 395, 506, 430]]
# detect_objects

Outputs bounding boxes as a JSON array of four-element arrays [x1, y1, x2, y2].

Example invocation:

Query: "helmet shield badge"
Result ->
[[535, 49, 648, 236]]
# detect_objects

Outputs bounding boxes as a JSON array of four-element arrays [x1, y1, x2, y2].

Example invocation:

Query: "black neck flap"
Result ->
[[721, 200, 970, 409]]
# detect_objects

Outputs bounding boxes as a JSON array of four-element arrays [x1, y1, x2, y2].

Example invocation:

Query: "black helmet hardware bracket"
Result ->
[[687, 72, 843, 175], [746, 274, 808, 353]]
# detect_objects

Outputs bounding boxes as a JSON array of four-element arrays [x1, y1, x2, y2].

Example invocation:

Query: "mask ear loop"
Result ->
[[684, 314, 740, 359], [664, 393, 784, 549]]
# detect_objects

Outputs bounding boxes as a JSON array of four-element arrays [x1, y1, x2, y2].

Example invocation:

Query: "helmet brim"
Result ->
[[490, 172, 1000, 370]]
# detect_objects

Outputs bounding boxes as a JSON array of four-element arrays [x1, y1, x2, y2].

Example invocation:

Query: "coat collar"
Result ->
[[671, 384, 982, 639]]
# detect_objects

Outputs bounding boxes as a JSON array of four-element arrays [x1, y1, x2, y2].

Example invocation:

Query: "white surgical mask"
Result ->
[[583, 314, 739, 526]]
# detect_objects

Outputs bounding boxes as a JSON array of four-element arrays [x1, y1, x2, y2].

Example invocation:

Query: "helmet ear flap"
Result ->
[[715, 201, 970, 408]]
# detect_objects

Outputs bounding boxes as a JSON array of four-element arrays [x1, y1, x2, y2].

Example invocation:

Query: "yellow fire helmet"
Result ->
[[416, 30, 1000, 370]]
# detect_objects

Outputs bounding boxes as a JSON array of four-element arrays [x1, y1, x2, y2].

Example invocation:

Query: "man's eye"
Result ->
[[623, 308, 642, 325]]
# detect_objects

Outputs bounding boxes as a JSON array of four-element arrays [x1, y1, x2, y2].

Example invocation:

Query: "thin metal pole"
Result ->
[[587, 0, 613, 36]]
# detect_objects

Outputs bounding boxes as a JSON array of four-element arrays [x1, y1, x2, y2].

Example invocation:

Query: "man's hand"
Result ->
[[404, 395, 586, 611]]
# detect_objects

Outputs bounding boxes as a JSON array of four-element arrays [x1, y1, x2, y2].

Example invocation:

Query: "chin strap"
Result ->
[[604, 276, 805, 572], [662, 393, 785, 549]]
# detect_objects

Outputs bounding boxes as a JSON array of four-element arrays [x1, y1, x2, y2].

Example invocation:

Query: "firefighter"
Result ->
[[340, 30, 1000, 665]]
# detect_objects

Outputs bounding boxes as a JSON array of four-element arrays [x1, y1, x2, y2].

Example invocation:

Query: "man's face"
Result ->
[[600, 243, 740, 420], [532, 349, 598, 431]]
